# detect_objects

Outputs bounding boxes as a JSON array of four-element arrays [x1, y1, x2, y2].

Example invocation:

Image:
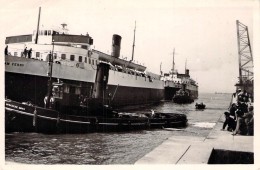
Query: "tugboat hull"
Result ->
[[5, 99, 187, 134]]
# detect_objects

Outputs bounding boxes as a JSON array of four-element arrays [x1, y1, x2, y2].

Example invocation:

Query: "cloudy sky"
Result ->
[[0, 0, 258, 93]]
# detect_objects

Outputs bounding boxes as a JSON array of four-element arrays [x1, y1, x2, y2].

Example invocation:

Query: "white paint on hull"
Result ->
[[108, 70, 164, 89], [5, 56, 164, 90]]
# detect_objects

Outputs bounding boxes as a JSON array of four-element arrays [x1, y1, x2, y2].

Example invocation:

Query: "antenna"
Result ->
[[172, 48, 175, 72], [35, 7, 41, 44], [160, 62, 163, 75], [185, 58, 187, 71], [131, 21, 136, 61]]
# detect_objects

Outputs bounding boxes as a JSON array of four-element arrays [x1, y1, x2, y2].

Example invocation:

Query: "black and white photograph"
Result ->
[[1, 0, 259, 168]]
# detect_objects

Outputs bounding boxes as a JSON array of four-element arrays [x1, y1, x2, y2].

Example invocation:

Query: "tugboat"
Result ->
[[172, 88, 194, 104], [195, 102, 206, 109]]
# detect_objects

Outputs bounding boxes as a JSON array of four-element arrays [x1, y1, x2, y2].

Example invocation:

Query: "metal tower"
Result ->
[[235, 20, 253, 93]]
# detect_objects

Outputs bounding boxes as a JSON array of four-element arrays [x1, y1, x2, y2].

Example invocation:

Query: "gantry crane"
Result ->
[[235, 20, 253, 95]]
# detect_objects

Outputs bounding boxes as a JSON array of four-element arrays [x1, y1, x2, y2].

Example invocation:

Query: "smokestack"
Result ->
[[185, 69, 189, 76], [111, 34, 122, 58]]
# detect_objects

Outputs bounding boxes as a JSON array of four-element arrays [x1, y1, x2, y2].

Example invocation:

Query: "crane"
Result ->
[[235, 20, 253, 95]]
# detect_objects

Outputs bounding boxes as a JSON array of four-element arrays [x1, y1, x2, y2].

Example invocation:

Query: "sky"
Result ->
[[0, 0, 258, 93]]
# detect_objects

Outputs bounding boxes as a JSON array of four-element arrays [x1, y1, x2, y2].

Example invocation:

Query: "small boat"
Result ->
[[195, 102, 206, 109]]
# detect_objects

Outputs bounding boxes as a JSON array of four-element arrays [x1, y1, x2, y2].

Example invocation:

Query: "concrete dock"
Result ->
[[135, 113, 254, 164]]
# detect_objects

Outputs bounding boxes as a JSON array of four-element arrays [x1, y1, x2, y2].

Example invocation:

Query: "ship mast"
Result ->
[[172, 48, 175, 73], [131, 21, 136, 62], [160, 62, 162, 75], [45, 40, 55, 108], [185, 58, 187, 71], [35, 7, 41, 44]]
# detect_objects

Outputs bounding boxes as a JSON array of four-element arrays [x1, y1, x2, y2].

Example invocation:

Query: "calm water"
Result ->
[[5, 93, 231, 164]]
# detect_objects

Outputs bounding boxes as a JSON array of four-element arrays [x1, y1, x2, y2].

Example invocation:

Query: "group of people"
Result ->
[[4, 45, 33, 58], [222, 89, 254, 136], [23, 47, 33, 58]]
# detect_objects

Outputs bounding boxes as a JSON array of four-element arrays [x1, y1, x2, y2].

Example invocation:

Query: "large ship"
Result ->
[[4, 8, 197, 109]]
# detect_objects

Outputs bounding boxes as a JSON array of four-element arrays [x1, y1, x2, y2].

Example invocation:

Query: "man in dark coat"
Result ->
[[28, 48, 32, 58], [5, 45, 8, 56], [222, 112, 236, 132], [23, 47, 28, 57]]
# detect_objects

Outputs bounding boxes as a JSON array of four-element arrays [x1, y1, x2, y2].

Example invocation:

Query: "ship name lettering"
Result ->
[[5, 62, 10, 65], [6, 103, 18, 109], [18, 107, 25, 110], [11, 63, 24, 67]]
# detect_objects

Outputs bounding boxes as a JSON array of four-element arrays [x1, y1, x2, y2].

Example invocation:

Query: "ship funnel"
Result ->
[[111, 34, 122, 58], [185, 69, 189, 75]]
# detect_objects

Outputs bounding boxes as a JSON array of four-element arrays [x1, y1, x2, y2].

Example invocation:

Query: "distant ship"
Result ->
[[4, 8, 198, 109], [161, 49, 198, 102]]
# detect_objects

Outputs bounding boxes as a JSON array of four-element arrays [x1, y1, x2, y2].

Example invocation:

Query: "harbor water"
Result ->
[[5, 93, 231, 164]]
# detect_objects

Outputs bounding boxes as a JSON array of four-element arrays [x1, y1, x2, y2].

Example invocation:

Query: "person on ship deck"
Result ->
[[23, 47, 28, 57], [4, 45, 8, 56], [28, 48, 32, 58]]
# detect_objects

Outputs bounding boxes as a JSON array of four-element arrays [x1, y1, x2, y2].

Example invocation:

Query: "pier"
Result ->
[[135, 113, 253, 164]]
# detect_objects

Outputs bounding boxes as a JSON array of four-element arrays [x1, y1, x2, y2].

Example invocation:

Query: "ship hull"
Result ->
[[5, 56, 164, 108], [5, 72, 164, 108], [164, 86, 198, 101]]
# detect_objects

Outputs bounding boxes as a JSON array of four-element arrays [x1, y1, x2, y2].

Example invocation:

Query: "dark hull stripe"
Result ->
[[5, 72, 164, 108]]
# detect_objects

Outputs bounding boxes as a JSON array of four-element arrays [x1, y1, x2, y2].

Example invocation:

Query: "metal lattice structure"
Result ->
[[236, 20, 254, 84]]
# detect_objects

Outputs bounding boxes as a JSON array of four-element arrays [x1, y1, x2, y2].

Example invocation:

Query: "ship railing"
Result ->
[[8, 46, 97, 61]]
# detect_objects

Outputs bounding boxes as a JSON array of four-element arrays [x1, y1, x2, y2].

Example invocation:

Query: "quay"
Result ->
[[135, 113, 254, 164]]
